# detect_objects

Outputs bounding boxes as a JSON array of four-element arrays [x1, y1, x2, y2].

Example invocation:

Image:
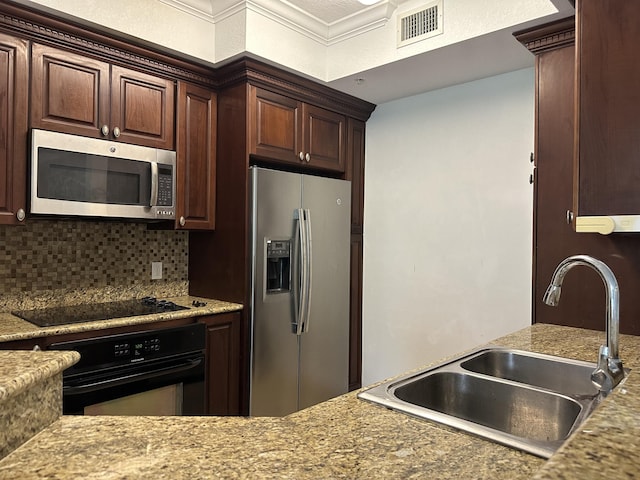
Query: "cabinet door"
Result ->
[[200, 313, 241, 415], [110, 65, 175, 149], [0, 33, 28, 226], [249, 86, 301, 163], [575, 0, 640, 217], [345, 118, 365, 389], [302, 104, 346, 173], [176, 81, 216, 230], [346, 118, 366, 229], [531, 20, 640, 335], [349, 234, 363, 391], [31, 43, 110, 138]]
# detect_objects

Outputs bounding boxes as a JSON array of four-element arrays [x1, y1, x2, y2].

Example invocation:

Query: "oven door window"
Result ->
[[84, 383, 183, 416], [37, 148, 151, 206]]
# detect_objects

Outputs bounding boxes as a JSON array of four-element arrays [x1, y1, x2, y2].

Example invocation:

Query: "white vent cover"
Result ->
[[397, 1, 443, 47]]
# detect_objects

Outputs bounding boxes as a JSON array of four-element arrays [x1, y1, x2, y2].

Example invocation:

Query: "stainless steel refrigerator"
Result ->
[[249, 166, 351, 416]]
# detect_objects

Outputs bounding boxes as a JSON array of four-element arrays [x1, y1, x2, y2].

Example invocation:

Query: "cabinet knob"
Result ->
[[298, 152, 304, 161], [179, 216, 186, 227], [101, 125, 109, 136], [566, 210, 574, 225], [113, 127, 121, 138], [305, 153, 311, 162], [16, 208, 25, 222]]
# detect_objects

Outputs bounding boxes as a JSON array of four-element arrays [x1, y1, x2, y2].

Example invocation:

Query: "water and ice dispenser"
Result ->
[[266, 240, 291, 293]]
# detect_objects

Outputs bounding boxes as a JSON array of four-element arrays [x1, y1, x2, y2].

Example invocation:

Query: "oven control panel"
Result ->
[[114, 338, 161, 358], [50, 323, 205, 375]]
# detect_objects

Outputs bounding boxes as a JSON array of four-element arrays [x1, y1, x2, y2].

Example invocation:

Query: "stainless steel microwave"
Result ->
[[30, 129, 176, 221]]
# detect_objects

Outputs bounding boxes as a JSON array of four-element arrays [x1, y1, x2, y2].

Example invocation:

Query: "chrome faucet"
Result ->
[[543, 255, 625, 393]]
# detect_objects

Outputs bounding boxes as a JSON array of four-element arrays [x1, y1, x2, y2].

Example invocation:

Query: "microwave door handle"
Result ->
[[149, 161, 159, 207]]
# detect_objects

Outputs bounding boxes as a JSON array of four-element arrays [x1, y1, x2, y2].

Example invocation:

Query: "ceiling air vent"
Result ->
[[397, 0, 443, 47]]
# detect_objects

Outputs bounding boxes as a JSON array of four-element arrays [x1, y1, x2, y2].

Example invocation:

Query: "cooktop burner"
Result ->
[[12, 297, 189, 327]]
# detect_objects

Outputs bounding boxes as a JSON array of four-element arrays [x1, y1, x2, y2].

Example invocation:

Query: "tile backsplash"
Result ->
[[0, 220, 188, 311]]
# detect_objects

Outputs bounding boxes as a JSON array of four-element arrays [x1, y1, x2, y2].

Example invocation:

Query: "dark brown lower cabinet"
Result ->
[[199, 312, 241, 415]]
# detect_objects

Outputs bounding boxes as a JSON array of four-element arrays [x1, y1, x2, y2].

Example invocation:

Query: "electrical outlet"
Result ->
[[151, 262, 163, 280]]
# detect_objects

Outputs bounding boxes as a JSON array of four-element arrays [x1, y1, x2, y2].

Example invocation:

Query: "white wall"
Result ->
[[362, 68, 534, 385]]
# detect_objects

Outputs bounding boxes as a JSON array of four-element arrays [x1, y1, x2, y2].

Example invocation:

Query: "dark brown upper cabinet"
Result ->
[[175, 81, 217, 230], [573, 0, 640, 234], [31, 43, 175, 150], [0, 32, 28, 225], [249, 86, 346, 173]]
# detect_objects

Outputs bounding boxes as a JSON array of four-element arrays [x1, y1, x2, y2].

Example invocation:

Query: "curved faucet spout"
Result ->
[[543, 255, 624, 393]]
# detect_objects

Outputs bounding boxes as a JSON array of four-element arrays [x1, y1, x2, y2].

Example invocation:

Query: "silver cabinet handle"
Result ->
[[305, 153, 310, 162], [566, 210, 574, 225], [179, 216, 186, 227], [298, 152, 304, 161], [16, 208, 25, 222], [113, 126, 121, 138], [101, 125, 109, 136]]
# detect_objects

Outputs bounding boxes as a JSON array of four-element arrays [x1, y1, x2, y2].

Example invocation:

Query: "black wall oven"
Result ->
[[50, 323, 206, 416]]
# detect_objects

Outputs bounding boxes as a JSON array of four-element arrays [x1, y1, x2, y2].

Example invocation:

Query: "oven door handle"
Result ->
[[63, 357, 203, 395]]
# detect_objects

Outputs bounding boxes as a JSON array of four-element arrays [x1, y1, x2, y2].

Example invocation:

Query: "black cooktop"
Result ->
[[12, 297, 189, 327]]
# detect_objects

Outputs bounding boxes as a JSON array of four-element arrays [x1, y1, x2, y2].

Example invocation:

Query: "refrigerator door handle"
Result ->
[[293, 209, 308, 335], [301, 208, 312, 333]]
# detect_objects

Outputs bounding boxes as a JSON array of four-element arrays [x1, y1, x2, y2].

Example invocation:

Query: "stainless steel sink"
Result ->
[[460, 349, 599, 397], [358, 347, 609, 458]]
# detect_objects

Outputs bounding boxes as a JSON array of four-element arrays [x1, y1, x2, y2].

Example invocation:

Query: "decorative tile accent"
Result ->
[[0, 220, 188, 311]]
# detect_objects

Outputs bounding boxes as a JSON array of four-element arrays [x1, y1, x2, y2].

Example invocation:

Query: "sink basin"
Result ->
[[358, 347, 608, 458], [394, 372, 582, 443], [460, 349, 599, 397]]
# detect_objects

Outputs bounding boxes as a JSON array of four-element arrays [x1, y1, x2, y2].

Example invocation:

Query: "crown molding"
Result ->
[[514, 16, 575, 54], [159, 0, 215, 23], [162, 0, 397, 45], [0, 0, 216, 86], [327, 2, 397, 46]]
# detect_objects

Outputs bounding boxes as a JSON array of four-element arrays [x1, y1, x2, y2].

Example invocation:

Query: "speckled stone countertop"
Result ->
[[0, 324, 638, 479], [0, 350, 79, 458], [0, 350, 79, 401], [0, 296, 243, 343]]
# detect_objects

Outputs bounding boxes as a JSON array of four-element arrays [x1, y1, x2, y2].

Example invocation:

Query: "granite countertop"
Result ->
[[0, 350, 80, 459], [0, 296, 243, 343], [0, 350, 79, 403], [0, 324, 638, 479]]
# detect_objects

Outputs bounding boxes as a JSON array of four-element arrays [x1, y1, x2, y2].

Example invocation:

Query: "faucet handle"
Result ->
[[591, 345, 624, 393]]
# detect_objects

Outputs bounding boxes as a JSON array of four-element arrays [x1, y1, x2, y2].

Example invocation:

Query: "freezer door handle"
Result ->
[[292, 208, 312, 335], [293, 209, 306, 335], [301, 209, 312, 333]]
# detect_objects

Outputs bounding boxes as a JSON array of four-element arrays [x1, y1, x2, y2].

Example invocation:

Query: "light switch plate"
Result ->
[[151, 261, 163, 280]]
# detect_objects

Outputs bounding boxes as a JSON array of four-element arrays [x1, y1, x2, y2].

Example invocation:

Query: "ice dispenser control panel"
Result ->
[[266, 240, 291, 294]]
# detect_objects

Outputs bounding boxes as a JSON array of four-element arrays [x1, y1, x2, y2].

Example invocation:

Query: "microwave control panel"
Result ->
[[157, 166, 173, 206]]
